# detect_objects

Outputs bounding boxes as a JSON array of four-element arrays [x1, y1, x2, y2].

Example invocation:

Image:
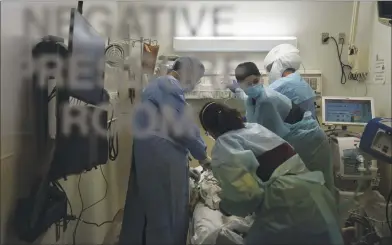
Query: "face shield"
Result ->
[[174, 57, 205, 92]]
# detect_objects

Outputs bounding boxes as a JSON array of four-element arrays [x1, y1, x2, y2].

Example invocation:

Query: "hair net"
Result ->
[[173, 56, 205, 91], [263, 44, 302, 84]]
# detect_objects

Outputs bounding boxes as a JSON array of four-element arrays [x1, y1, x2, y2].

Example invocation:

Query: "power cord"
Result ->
[[72, 165, 110, 245], [48, 86, 57, 102], [72, 174, 84, 245], [386, 189, 392, 235], [325, 125, 337, 137], [108, 107, 119, 161], [67, 215, 115, 227], [323, 36, 352, 84]]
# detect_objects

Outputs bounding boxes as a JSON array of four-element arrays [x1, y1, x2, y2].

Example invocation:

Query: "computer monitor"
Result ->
[[322, 96, 375, 126], [378, 1, 392, 27], [67, 8, 105, 105]]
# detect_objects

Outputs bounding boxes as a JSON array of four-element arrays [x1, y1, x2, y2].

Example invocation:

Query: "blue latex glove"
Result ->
[[242, 116, 247, 122], [226, 80, 239, 93]]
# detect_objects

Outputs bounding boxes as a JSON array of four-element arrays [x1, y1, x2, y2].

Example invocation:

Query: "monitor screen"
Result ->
[[378, 2, 392, 19], [323, 98, 374, 125], [67, 8, 105, 105]]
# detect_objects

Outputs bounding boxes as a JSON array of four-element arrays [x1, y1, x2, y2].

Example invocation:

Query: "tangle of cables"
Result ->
[[108, 105, 119, 161], [47, 86, 119, 162], [71, 165, 111, 245], [48, 86, 57, 102], [386, 189, 392, 236], [324, 36, 353, 84], [51, 166, 114, 245], [348, 72, 368, 83]]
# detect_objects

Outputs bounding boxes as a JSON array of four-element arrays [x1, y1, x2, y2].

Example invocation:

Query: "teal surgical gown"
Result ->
[[268, 72, 316, 119], [210, 124, 343, 245]]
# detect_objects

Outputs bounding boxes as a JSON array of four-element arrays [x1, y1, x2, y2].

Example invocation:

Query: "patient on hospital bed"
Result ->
[[195, 101, 343, 245], [189, 166, 254, 245]]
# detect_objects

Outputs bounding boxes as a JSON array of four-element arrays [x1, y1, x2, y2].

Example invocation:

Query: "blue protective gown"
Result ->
[[118, 75, 207, 245], [244, 87, 292, 138], [268, 72, 316, 119], [244, 89, 334, 192]]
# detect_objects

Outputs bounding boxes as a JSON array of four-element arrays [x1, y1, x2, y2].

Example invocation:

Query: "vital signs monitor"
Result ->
[[322, 96, 375, 126]]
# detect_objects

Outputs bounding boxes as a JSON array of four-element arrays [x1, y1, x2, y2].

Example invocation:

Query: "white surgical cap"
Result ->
[[173, 56, 205, 91], [264, 44, 302, 84]]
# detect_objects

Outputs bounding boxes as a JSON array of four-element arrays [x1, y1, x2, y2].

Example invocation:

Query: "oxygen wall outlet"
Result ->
[[321, 33, 329, 44], [338, 33, 346, 44]]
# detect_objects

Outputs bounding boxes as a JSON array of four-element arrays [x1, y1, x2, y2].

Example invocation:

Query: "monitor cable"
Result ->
[[323, 36, 352, 84], [48, 86, 57, 102], [71, 165, 110, 245], [108, 106, 119, 161], [386, 189, 392, 235]]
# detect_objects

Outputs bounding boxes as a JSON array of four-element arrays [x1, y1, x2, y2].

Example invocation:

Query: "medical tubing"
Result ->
[[196, 171, 220, 205], [387, 189, 392, 235], [108, 105, 118, 161]]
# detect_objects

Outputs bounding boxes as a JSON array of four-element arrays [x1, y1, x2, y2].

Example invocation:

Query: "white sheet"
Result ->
[[191, 203, 253, 245], [189, 168, 254, 245]]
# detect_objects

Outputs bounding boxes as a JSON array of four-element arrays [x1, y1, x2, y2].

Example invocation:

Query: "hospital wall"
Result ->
[[0, 2, 131, 244], [114, 0, 391, 190], [0, 1, 391, 245], [118, 1, 357, 97], [357, 2, 392, 195], [116, 0, 354, 166]]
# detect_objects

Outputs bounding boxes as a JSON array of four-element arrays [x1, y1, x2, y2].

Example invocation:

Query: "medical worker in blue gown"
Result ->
[[199, 101, 343, 245], [227, 62, 335, 192], [264, 44, 317, 118], [118, 57, 211, 245]]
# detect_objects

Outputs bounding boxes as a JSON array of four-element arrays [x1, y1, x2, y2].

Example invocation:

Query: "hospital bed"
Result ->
[[102, 167, 254, 245], [188, 166, 254, 245]]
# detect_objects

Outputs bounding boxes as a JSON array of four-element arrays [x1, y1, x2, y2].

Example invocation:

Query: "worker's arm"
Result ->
[[227, 80, 248, 101], [210, 154, 263, 218], [182, 123, 209, 161], [164, 97, 208, 161]]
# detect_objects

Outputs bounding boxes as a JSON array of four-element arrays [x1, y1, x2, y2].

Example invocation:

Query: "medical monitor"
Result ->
[[67, 8, 105, 105], [378, 2, 392, 26], [322, 96, 375, 126]]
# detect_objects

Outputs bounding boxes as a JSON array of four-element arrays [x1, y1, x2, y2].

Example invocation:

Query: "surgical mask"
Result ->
[[244, 84, 263, 99]]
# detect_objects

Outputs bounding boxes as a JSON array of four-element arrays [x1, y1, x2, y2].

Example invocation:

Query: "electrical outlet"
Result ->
[[108, 91, 119, 101], [338, 33, 346, 44], [321, 33, 329, 44]]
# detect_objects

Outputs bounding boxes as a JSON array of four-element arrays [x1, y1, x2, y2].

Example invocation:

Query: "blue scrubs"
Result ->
[[268, 72, 316, 119], [118, 75, 207, 245], [244, 87, 334, 193], [244, 87, 292, 138]]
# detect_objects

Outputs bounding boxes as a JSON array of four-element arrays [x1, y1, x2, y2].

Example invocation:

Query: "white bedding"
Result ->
[[189, 167, 254, 245]]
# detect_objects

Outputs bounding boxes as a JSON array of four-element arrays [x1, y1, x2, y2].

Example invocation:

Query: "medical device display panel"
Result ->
[[322, 97, 374, 125]]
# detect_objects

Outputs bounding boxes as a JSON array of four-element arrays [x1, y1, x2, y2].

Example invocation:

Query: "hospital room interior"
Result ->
[[1, 0, 392, 244]]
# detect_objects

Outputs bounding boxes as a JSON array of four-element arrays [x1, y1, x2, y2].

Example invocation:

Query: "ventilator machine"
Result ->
[[359, 117, 392, 165], [323, 96, 380, 182]]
